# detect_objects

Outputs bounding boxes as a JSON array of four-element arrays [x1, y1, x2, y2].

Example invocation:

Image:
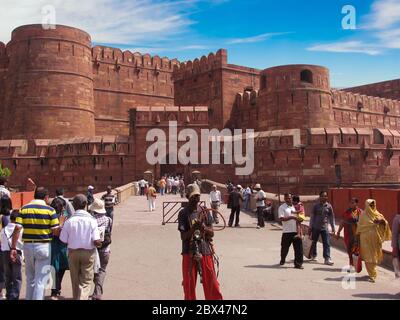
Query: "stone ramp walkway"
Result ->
[[17, 194, 400, 300]]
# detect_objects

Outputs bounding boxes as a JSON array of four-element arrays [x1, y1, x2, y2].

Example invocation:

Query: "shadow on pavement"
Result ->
[[244, 264, 292, 270], [324, 275, 371, 282], [352, 293, 400, 300], [313, 267, 345, 272]]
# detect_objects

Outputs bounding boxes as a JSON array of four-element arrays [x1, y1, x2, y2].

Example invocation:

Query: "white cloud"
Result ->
[[308, 0, 400, 56], [376, 28, 400, 48], [0, 0, 221, 44], [364, 0, 400, 30], [226, 32, 291, 45], [308, 41, 382, 56]]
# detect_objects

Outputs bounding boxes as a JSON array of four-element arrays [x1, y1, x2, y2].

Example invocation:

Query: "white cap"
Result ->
[[88, 185, 95, 190]]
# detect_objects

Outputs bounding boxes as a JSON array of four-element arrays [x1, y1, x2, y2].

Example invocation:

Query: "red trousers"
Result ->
[[182, 254, 223, 300]]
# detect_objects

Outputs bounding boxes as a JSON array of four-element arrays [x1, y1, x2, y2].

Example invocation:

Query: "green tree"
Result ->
[[0, 164, 12, 178]]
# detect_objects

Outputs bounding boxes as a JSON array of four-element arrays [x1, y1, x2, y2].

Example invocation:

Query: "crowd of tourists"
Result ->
[[0, 174, 399, 301], [221, 182, 397, 282], [0, 177, 116, 300]]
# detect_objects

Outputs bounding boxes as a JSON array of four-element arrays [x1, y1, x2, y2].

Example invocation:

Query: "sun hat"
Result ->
[[89, 198, 107, 214], [186, 184, 201, 200]]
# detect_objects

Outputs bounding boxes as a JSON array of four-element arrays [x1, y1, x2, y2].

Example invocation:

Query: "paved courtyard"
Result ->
[[19, 194, 400, 300]]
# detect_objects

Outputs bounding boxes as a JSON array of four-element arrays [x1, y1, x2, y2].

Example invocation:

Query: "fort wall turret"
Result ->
[[256, 65, 333, 131], [0, 42, 7, 138], [2, 25, 95, 139]]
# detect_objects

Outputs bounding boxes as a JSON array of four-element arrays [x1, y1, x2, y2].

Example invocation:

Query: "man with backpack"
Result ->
[[89, 198, 112, 300]]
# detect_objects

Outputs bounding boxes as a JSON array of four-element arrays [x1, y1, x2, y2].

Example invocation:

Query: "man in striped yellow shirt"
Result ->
[[11, 187, 60, 300]]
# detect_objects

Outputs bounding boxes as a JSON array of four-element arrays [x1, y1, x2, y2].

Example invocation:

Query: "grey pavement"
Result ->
[[18, 194, 400, 300]]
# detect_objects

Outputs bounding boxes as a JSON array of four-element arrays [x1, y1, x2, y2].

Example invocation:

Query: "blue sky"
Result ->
[[1, 0, 399, 87]]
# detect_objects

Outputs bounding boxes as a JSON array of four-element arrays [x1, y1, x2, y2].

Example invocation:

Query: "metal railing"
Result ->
[[162, 201, 206, 225]]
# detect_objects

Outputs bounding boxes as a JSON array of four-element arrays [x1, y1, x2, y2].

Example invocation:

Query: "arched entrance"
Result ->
[[156, 154, 189, 181]]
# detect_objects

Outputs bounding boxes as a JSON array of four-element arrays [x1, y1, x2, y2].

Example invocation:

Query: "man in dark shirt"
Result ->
[[309, 191, 336, 265], [178, 184, 223, 301], [101, 186, 118, 230], [228, 186, 244, 227]]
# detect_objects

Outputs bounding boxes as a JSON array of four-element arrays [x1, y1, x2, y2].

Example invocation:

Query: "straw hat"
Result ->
[[89, 198, 107, 214], [186, 184, 201, 200]]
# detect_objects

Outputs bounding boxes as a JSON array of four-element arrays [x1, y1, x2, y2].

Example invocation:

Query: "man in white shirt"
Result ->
[[278, 193, 304, 269], [254, 184, 266, 229], [138, 179, 146, 196], [209, 185, 221, 224], [60, 194, 101, 300]]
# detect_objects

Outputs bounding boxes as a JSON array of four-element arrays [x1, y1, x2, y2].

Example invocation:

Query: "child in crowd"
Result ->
[[292, 195, 306, 239]]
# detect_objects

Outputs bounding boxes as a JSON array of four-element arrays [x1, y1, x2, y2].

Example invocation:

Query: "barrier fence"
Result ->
[[162, 201, 206, 225]]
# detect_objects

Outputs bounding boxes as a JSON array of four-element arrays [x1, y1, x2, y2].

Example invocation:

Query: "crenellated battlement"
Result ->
[[92, 45, 180, 71], [333, 89, 400, 115], [134, 105, 209, 126], [173, 49, 227, 79], [234, 89, 259, 109], [343, 79, 400, 101]]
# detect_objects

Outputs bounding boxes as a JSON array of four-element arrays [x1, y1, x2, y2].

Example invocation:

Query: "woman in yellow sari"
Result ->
[[356, 199, 392, 282]]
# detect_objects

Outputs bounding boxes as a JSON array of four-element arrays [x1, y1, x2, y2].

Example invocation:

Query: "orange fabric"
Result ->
[[147, 187, 157, 198]]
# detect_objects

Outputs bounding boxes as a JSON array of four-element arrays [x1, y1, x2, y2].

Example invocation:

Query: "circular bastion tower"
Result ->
[[257, 65, 334, 131], [2, 24, 95, 139]]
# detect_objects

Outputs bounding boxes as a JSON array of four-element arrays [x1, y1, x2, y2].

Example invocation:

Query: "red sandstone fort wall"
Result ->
[[332, 90, 400, 129], [0, 137, 136, 195], [133, 106, 209, 181], [92, 46, 179, 136], [173, 49, 260, 129], [0, 41, 7, 138], [2, 25, 95, 140], [343, 79, 400, 101], [256, 65, 333, 132]]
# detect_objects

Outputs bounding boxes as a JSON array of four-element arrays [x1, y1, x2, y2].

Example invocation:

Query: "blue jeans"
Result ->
[[244, 197, 250, 211], [23, 243, 52, 300], [310, 229, 331, 260], [160, 187, 165, 196]]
